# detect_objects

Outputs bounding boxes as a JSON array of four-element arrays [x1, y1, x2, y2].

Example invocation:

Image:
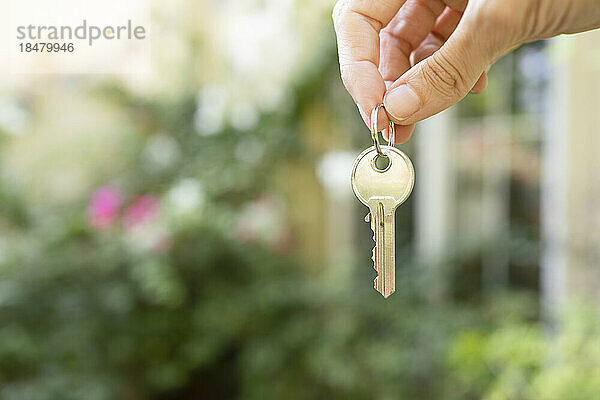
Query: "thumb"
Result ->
[[383, 25, 495, 125]]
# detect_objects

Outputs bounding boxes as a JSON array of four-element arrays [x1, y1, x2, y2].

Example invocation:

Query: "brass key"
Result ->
[[351, 125, 414, 298]]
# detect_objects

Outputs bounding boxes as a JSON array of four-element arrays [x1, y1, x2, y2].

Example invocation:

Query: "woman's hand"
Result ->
[[333, 0, 600, 143]]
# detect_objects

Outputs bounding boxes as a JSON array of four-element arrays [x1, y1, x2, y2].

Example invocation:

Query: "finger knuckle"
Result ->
[[421, 52, 468, 98]]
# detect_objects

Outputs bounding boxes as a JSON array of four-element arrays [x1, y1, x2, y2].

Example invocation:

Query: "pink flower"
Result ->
[[89, 186, 122, 231], [123, 195, 159, 230]]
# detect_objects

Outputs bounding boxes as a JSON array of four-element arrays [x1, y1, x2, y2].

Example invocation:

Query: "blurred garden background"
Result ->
[[1, 0, 600, 399]]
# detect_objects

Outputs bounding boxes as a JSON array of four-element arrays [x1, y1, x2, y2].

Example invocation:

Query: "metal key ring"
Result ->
[[370, 104, 395, 157]]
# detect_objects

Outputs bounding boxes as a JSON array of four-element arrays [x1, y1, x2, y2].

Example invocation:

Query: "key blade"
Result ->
[[368, 199, 396, 298]]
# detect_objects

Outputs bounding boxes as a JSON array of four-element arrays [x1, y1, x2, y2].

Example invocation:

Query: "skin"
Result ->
[[333, 0, 600, 143]]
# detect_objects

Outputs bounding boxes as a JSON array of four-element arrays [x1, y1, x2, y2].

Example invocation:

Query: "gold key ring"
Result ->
[[370, 104, 395, 157]]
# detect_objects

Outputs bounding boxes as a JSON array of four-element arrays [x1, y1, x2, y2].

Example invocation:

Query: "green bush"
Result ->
[[446, 302, 600, 400]]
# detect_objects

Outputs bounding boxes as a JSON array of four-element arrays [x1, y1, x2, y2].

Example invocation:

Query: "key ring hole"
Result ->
[[372, 154, 391, 173]]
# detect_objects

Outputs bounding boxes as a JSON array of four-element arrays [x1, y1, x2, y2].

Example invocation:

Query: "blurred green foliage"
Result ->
[[0, 56, 482, 399], [446, 302, 600, 400], [0, 62, 488, 399]]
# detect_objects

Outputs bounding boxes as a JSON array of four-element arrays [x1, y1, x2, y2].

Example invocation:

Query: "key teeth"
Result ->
[[368, 208, 394, 299], [371, 222, 377, 270], [371, 246, 376, 264], [372, 245, 380, 293]]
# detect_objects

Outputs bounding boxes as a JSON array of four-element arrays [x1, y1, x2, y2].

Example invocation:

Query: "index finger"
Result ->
[[333, 0, 405, 130]]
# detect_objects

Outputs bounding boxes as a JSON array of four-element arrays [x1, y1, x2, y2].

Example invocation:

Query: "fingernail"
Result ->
[[384, 85, 421, 121]]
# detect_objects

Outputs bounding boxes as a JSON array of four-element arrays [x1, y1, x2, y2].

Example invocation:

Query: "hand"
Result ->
[[333, 0, 600, 143]]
